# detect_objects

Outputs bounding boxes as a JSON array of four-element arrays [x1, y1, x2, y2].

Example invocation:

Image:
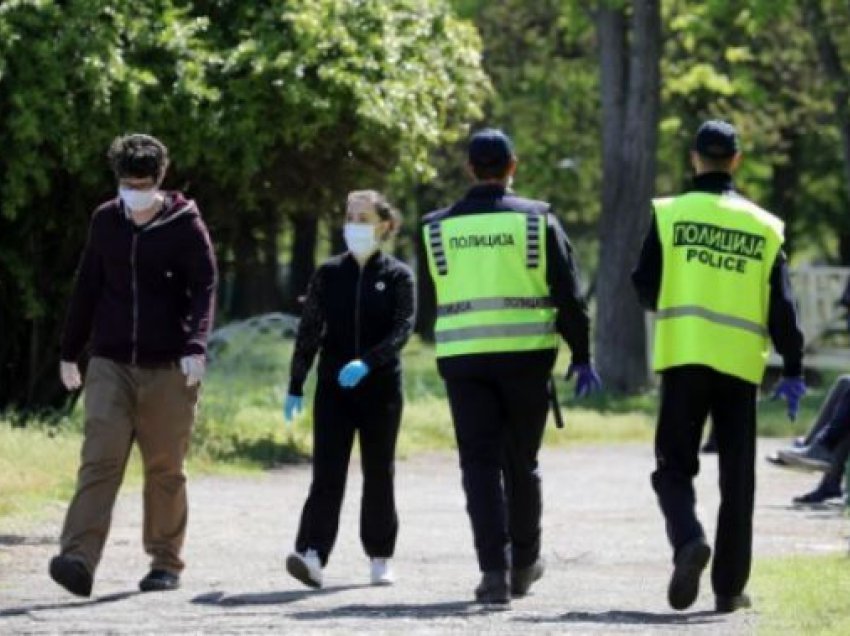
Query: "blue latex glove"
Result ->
[[771, 376, 807, 421], [566, 363, 603, 398], [283, 394, 304, 423], [338, 360, 370, 388]]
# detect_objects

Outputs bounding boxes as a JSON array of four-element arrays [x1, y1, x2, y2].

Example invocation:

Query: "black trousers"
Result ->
[[652, 365, 757, 597], [444, 366, 550, 572], [295, 377, 402, 566]]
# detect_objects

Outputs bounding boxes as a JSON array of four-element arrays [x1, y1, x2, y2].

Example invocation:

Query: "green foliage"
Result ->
[[659, 0, 850, 260], [442, 0, 850, 272], [0, 0, 488, 410], [430, 1, 601, 242]]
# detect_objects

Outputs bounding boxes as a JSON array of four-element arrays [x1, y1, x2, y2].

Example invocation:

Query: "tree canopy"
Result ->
[[0, 0, 488, 411]]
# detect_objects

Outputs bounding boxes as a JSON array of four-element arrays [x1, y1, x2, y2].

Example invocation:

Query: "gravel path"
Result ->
[[1, 439, 846, 634]]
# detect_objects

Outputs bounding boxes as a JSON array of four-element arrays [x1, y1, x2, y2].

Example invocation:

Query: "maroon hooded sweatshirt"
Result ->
[[61, 192, 217, 366]]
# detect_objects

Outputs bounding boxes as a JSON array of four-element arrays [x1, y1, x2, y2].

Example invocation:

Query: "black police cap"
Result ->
[[694, 120, 739, 159], [468, 128, 515, 168]]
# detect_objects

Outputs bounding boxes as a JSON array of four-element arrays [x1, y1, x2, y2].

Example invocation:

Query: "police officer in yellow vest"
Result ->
[[420, 129, 600, 606], [633, 120, 805, 614]]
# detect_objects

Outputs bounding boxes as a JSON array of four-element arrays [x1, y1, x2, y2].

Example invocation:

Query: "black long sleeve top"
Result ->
[[631, 171, 804, 376], [61, 193, 217, 365], [288, 251, 416, 396], [418, 183, 590, 375]]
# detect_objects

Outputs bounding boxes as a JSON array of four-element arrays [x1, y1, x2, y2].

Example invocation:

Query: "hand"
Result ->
[[771, 376, 807, 421], [179, 355, 206, 387], [566, 362, 602, 398], [283, 394, 304, 423], [59, 361, 82, 391], [338, 360, 370, 388]]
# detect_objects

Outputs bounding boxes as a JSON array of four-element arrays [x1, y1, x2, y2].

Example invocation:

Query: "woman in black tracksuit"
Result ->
[[283, 190, 415, 589]]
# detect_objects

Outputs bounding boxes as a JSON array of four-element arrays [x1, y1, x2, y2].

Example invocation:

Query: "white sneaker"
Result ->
[[286, 549, 323, 589], [370, 558, 394, 585]]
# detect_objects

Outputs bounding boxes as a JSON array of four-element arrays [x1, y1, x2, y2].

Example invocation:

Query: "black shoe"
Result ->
[[765, 451, 790, 467], [474, 571, 510, 606], [49, 555, 93, 598], [139, 569, 180, 592], [793, 485, 843, 504], [715, 593, 752, 613], [668, 538, 711, 611], [511, 559, 544, 597]]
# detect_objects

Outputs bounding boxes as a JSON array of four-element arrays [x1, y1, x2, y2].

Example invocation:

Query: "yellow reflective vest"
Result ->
[[423, 211, 558, 358], [653, 192, 784, 384]]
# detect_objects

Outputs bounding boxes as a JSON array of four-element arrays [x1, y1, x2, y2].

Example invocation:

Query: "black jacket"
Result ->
[[61, 193, 217, 366], [419, 183, 590, 378], [631, 172, 804, 376], [288, 251, 416, 395]]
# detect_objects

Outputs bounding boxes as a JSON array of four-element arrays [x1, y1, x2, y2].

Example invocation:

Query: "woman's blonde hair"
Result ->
[[346, 190, 401, 240]]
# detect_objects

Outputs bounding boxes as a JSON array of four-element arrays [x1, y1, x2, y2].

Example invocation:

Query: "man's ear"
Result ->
[[689, 150, 701, 174], [465, 162, 477, 181], [729, 152, 743, 172]]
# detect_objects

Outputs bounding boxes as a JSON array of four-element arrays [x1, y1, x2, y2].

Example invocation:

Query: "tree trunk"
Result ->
[[769, 131, 802, 255], [261, 208, 282, 311], [593, 0, 661, 393], [288, 215, 319, 314], [231, 226, 263, 318], [802, 0, 850, 203]]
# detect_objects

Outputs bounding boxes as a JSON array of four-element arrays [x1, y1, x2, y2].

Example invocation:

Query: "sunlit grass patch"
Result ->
[[0, 422, 80, 523], [1, 332, 840, 526], [753, 553, 850, 635]]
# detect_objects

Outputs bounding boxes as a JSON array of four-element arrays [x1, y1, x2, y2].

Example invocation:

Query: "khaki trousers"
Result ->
[[60, 356, 197, 575]]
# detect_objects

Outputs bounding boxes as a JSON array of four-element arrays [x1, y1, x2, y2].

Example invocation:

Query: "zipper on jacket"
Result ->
[[354, 264, 363, 357], [131, 233, 139, 365]]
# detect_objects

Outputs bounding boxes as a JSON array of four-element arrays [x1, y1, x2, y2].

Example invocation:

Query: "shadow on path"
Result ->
[[290, 600, 485, 620], [0, 591, 139, 618], [0, 534, 55, 547], [191, 584, 369, 607], [515, 609, 721, 627]]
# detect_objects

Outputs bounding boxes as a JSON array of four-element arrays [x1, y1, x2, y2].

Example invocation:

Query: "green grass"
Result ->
[[753, 553, 850, 635], [0, 422, 82, 524], [0, 333, 831, 524]]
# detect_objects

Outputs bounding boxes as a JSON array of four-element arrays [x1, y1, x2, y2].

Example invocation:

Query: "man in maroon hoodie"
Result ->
[[49, 133, 217, 597]]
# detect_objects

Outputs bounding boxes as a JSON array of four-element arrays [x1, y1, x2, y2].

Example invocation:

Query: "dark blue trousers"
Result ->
[[652, 365, 756, 597], [445, 367, 550, 572]]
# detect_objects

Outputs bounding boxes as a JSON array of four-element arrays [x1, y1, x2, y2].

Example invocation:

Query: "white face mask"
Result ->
[[344, 222, 380, 258], [119, 187, 159, 212]]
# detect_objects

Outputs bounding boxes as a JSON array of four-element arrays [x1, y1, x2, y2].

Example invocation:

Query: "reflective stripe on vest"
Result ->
[[526, 213, 541, 269], [423, 211, 558, 358], [435, 321, 556, 344], [437, 295, 554, 317], [427, 221, 448, 276], [653, 192, 784, 384], [656, 306, 768, 337]]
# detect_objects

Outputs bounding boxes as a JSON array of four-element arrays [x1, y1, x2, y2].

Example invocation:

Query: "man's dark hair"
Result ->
[[696, 154, 737, 173], [471, 161, 513, 181], [107, 133, 169, 180]]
